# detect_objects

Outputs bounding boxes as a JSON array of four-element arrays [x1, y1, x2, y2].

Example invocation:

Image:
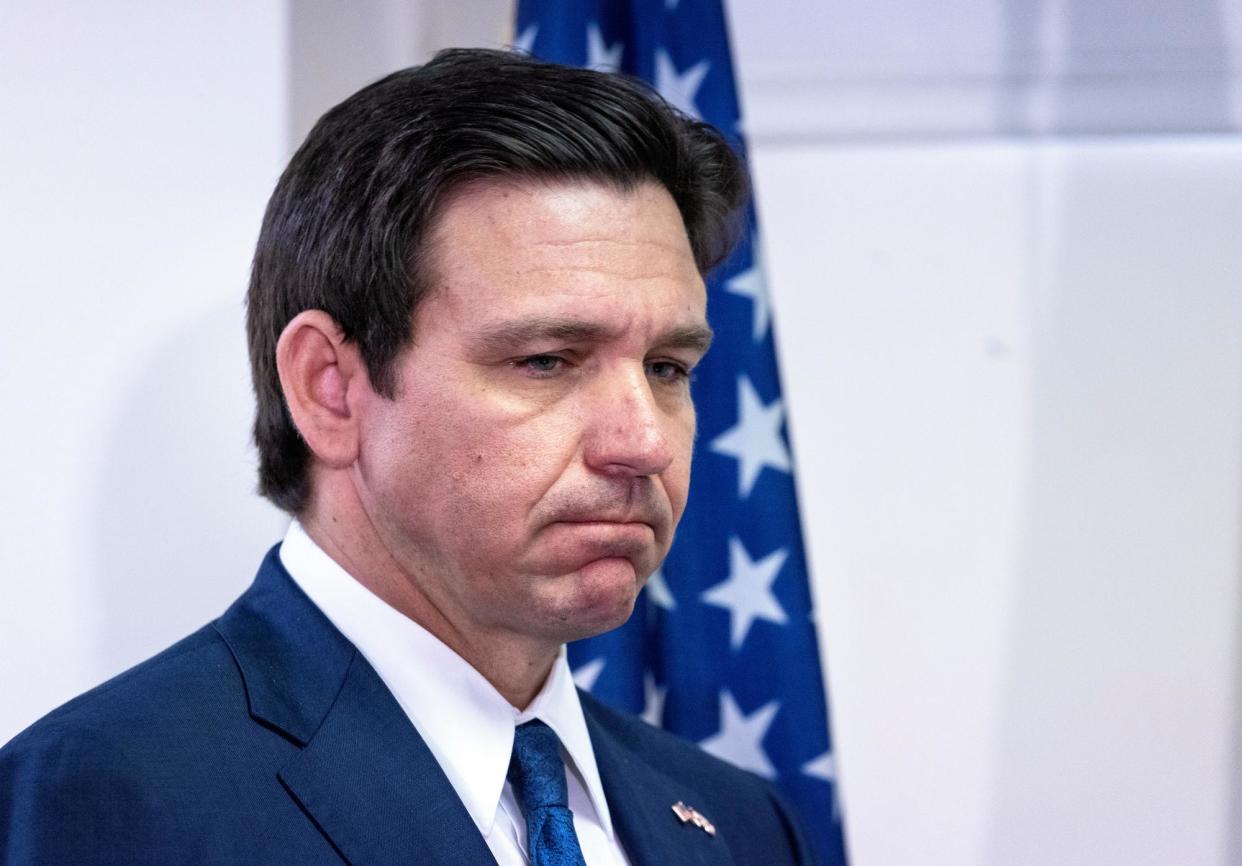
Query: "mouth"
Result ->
[[548, 519, 655, 542], [554, 518, 654, 528], [546, 505, 666, 532], [540, 520, 658, 571]]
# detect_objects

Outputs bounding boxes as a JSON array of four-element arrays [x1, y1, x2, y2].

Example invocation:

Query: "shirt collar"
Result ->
[[278, 520, 618, 842], [516, 640, 613, 841]]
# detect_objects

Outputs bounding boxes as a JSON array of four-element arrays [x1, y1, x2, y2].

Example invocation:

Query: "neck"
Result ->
[[299, 476, 558, 709]]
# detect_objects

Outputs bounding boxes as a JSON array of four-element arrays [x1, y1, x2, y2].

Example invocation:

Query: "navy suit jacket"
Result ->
[[1, 547, 816, 865]]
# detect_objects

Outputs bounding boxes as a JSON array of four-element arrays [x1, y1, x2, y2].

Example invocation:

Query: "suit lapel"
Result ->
[[583, 700, 736, 866], [278, 651, 496, 866], [216, 548, 497, 866]]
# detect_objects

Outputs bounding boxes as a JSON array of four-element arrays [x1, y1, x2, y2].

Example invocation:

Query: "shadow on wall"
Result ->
[[979, 143, 1242, 863], [1229, 411, 1242, 866], [91, 301, 288, 677], [983, 6, 1242, 863], [998, 0, 1235, 134]]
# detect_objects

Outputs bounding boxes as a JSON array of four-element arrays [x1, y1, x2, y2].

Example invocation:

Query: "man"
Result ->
[[0, 49, 816, 865]]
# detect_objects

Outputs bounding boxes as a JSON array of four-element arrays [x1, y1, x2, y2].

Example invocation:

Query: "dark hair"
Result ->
[[246, 47, 748, 513]]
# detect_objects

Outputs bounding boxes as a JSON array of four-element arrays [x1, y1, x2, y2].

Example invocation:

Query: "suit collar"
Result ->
[[582, 693, 736, 866], [214, 546, 352, 744], [214, 548, 733, 865], [277, 520, 618, 845], [214, 547, 497, 865], [277, 650, 497, 865]]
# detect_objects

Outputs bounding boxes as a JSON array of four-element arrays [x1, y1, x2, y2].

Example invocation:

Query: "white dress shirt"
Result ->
[[279, 521, 630, 866]]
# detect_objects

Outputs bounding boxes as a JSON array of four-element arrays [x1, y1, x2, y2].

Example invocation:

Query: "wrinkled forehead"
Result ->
[[410, 177, 708, 350], [420, 175, 698, 290]]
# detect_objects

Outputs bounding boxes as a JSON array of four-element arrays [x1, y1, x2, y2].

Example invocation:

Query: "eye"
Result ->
[[514, 354, 566, 377], [647, 360, 692, 384]]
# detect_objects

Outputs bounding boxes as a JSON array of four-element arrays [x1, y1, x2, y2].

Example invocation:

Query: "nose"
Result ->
[[582, 365, 677, 479]]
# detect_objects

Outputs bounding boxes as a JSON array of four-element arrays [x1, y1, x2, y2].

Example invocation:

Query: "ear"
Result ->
[[275, 310, 368, 469]]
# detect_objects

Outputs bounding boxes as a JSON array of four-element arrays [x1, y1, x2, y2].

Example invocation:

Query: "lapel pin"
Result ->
[[671, 801, 716, 836]]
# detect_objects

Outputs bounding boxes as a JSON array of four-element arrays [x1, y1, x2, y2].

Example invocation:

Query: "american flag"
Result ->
[[513, 2, 848, 862]]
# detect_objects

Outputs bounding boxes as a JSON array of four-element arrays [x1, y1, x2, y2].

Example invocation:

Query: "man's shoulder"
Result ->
[[2, 623, 235, 754], [1, 545, 306, 763], [0, 614, 332, 863], [0, 621, 264, 828]]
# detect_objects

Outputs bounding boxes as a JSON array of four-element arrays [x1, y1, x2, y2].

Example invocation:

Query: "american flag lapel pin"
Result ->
[[671, 801, 716, 836]]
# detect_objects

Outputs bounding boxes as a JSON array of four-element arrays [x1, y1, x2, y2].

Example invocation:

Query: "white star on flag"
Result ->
[[572, 656, 605, 692], [726, 244, 771, 341], [803, 750, 841, 818], [702, 536, 789, 648], [654, 49, 709, 119], [641, 670, 667, 727], [803, 749, 835, 783], [645, 567, 677, 610], [586, 23, 623, 71], [709, 375, 791, 498], [513, 23, 539, 54], [700, 691, 780, 779]]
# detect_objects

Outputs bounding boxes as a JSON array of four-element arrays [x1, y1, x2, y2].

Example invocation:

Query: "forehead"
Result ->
[[421, 177, 706, 318], [417, 177, 710, 342]]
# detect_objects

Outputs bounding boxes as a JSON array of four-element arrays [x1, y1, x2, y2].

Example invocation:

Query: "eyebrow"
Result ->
[[660, 323, 715, 354], [472, 316, 714, 355]]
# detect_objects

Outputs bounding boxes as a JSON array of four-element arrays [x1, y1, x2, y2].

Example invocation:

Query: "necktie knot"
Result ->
[[509, 719, 568, 811], [508, 720, 585, 866]]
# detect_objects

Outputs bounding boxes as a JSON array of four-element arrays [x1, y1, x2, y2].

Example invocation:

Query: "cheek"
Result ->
[[428, 413, 576, 528], [666, 456, 693, 515], [664, 415, 697, 515]]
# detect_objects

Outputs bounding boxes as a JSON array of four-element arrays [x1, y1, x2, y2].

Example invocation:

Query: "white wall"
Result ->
[[2, 3, 1241, 866], [0, 1, 291, 737], [730, 2, 1242, 863], [755, 139, 1242, 866]]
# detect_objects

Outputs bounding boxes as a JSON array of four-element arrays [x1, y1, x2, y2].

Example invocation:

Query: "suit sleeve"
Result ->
[[0, 724, 170, 865]]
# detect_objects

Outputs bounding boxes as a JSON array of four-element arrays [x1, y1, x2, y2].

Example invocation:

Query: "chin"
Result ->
[[551, 556, 644, 640]]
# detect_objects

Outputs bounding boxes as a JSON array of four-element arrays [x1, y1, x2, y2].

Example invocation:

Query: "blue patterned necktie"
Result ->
[[508, 720, 587, 866]]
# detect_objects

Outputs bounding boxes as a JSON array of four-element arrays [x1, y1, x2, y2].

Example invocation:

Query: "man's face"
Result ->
[[354, 178, 710, 650]]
